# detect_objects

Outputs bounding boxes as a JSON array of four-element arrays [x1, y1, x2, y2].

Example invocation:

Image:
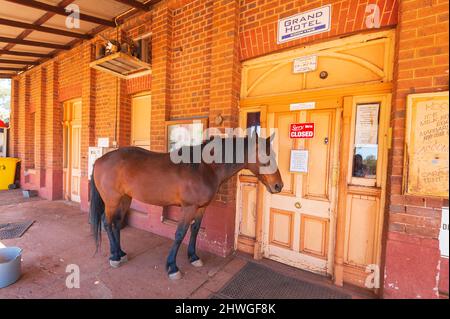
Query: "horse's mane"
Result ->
[[173, 135, 250, 167]]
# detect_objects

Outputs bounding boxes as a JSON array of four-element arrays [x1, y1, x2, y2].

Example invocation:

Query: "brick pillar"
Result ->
[[151, 3, 172, 152], [9, 79, 19, 158], [382, 0, 449, 299], [80, 43, 96, 211], [44, 61, 63, 200], [209, 0, 241, 203], [118, 78, 132, 147], [207, 0, 241, 255], [35, 68, 46, 190], [18, 76, 30, 167]]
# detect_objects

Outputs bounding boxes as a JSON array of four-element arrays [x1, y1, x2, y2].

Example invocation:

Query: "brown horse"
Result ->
[[90, 133, 283, 279]]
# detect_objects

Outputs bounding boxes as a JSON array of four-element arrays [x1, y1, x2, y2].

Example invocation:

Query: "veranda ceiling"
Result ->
[[0, 0, 159, 78]]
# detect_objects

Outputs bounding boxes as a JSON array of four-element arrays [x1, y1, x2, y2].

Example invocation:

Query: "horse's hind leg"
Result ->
[[103, 200, 123, 268], [166, 205, 197, 280], [187, 207, 205, 267], [114, 196, 132, 263]]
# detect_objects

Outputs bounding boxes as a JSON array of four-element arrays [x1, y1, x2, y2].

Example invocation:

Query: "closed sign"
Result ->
[[290, 123, 314, 138]]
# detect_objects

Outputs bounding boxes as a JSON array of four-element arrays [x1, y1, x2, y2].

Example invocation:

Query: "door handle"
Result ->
[[294, 202, 302, 209]]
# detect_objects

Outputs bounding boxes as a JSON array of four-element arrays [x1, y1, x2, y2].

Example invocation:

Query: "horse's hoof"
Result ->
[[109, 260, 121, 268], [168, 271, 182, 280], [120, 255, 128, 263], [191, 259, 204, 267]]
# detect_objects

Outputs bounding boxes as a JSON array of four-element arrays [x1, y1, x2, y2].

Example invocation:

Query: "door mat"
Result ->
[[0, 220, 35, 240], [211, 262, 351, 299]]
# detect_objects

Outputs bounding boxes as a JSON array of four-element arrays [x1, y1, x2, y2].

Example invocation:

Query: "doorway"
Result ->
[[264, 106, 341, 275], [131, 93, 151, 150], [235, 30, 395, 289], [62, 98, 82, 202]]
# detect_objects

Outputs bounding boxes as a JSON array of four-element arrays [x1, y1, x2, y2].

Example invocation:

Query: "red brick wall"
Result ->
[[169, 0, 214, 119], [126, 75, 152, 95], [58, 45, 83, 102], [383, 0, 449, 299], [239, 0, 399, 60]]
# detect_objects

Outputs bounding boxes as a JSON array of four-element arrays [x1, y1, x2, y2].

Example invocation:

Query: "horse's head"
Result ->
[[247, 132, 283, 194]]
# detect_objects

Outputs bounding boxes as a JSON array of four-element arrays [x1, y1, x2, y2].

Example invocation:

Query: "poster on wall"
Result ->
[[88, 147, 103, 180], [290, 149, 308, 173], [165, 118, 208, 152], [404, 92, 449, 197], [354, 103, 380, 147], [277, 5, 331, 44]]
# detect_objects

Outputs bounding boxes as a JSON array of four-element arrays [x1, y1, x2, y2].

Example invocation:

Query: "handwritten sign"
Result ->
[[290, 149, 308, 173], [293, 55, 318, 73], [355, 103, 379, 147], [290, 123, 314, 138], [405, 92, 449, 197]]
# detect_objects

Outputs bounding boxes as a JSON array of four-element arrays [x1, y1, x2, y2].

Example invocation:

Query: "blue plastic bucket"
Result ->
[[0, 247, 22, 288]]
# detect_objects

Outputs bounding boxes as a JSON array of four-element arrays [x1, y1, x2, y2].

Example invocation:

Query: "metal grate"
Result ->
[[212, 262, 351, 299], [0, 220, 34, 240]]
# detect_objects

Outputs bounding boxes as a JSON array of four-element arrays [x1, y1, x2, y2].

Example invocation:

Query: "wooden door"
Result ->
[[263, 107, 340, 275], [63, 99, 82, 203], [131, 94, 151, 150]]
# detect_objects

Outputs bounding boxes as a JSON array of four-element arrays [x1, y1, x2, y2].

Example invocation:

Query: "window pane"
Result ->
[[353, 146, 378, 178]]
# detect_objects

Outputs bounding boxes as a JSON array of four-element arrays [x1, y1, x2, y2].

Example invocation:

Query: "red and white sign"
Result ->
[[290, 123, 315, 138]]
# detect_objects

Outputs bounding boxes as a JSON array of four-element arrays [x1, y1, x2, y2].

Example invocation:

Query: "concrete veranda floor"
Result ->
[[0, 190, 373, 299]]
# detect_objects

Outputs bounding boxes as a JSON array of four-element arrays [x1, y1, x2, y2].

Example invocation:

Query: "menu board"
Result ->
[[405, 92, 449, 197]]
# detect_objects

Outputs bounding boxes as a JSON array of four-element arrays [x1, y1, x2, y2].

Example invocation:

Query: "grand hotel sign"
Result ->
[[277, 5, 331, 44]]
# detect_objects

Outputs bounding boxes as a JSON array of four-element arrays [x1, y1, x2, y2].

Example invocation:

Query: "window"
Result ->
[[352, 103, 380, 180], [246, 111, 261, 135], [136, 35, 151, 64]]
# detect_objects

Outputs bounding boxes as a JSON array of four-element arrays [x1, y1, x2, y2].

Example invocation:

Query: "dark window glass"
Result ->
[[246, 112, 261, 135]]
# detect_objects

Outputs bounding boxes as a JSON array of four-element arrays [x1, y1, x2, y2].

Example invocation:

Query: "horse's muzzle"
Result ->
[[268, 182, 283, 194]]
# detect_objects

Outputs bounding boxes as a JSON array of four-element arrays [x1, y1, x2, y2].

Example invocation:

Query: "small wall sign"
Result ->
[[98, 137, 110, 148], [290, 123, 315, 138], [88, 147, 103, 180], [290, 102, 316, 111], [293, 55, 318, 73], [278, 5, 331, 44], [440, 207, 449, 257], [290, 149, 309, 173]]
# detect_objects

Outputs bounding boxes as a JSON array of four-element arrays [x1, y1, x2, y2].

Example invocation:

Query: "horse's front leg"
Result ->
[[166, 205, 196, 280], [187, 207, 205, 267]]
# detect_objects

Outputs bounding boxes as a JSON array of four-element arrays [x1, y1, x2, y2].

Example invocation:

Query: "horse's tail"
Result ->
[[89, 175, 104, 253]]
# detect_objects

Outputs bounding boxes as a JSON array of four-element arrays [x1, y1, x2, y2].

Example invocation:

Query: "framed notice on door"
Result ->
[[290, 149, 308, 173], [404, 92, 449, 197]]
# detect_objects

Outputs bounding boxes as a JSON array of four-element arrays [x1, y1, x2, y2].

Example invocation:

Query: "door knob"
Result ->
[[295, 202, 302, 209]]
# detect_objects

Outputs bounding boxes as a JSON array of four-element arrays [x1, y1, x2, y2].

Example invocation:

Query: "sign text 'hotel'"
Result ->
[[278, 5, 331, 44]]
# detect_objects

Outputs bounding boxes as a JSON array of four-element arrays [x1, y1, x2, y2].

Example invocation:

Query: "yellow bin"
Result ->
[[0, 158, 20, 190]]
